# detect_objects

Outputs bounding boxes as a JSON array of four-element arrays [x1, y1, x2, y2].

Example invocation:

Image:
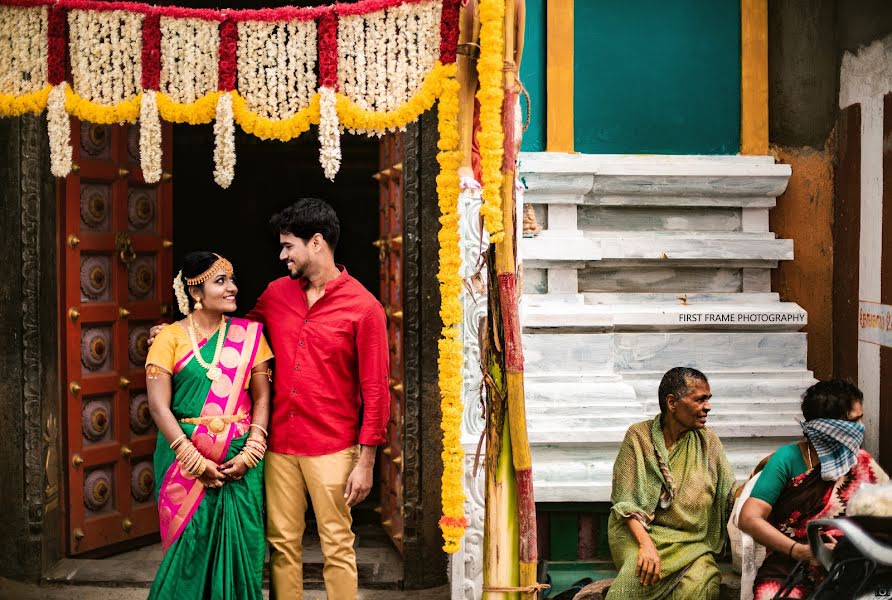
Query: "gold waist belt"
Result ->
[[180, 412, 249, 435]]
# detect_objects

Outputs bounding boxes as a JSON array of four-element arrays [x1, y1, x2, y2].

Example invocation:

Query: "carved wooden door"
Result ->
[[62, 120, 173, 554], [376, 132, 405, 553]]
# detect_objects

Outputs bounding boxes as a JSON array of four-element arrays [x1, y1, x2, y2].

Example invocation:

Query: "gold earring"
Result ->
[[194, 300, 203, 310]]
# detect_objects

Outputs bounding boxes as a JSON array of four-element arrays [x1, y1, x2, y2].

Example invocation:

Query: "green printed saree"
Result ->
[[607, 417, 738, 600], [147, 318, 266, 600]]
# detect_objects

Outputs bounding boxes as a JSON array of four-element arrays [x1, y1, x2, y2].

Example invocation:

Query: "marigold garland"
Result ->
[[64, 85, 141, 123], [337, 60, 453, 132], [0, 85, 51, 115], [231, 90, 319, 142], [476, 0, 505, 244], [435, 70, 466, 553], [156, 90, 219, 124]]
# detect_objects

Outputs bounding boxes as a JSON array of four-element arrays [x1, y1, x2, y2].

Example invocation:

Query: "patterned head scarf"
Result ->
[[802, 418, 865, 481]]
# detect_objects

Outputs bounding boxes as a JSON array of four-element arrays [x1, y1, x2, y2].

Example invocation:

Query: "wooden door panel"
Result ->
[[377, 132, 405, 553], [63, 119, 172, 554]]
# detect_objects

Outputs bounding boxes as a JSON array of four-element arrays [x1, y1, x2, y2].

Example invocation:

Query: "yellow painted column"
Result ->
[[741, 0, 768, 154], [546, 0, 573, 152]]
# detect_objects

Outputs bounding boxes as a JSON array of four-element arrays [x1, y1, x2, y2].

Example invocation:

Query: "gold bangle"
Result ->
[[249, 423, 269, 437], [169, 433, 187, 450]]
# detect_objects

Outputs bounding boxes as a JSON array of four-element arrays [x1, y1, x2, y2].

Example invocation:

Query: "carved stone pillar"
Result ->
[[449, 187, 488, 600], [0, 114, 61, 580]]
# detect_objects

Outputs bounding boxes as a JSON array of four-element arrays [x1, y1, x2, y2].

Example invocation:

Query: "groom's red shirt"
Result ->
[[247, 266, 390, 455]]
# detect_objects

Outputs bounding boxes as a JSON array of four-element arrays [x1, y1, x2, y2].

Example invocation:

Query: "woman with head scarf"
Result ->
[[739, 380, 889, 599]]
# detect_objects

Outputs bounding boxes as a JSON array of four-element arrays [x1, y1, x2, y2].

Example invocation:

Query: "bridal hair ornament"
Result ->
[[184, 254, 234, 286], [173, 270, 191, 316]]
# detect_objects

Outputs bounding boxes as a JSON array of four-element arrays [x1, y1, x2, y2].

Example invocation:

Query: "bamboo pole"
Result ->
[[495, 0, 539, 596], [457, 0, 480, 179]]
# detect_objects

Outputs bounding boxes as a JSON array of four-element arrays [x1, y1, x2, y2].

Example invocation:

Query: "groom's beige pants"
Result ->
[[265, 446, 359, 599]]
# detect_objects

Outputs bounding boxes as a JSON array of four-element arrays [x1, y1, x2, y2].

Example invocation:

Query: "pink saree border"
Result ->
[[156, 318, 263, 553]]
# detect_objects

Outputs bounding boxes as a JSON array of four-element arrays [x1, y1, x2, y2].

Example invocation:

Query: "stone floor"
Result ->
[[2, 523, 429, 599], [42, 524, 404, 589], [0, 579, 450, 600]]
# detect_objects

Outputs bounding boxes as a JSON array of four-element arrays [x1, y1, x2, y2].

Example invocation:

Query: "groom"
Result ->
[[150, 198, 390, 598], [248, 198, 390, 599]]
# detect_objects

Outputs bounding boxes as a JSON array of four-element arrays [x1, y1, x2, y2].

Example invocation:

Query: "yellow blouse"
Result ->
[[146, 320, 274, 389]]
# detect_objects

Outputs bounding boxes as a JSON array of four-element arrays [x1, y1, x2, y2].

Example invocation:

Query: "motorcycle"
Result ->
[[773, 516, 892, 599]]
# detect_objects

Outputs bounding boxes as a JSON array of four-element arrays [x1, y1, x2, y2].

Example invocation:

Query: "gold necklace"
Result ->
[[805, 443, 813, 470], [187, 314, 227, 380], [190, 315, 215, 340]]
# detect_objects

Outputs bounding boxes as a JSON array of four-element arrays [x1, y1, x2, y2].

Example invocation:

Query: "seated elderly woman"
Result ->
[[606, 367, 738, 600], [739, 380, 889, 600]]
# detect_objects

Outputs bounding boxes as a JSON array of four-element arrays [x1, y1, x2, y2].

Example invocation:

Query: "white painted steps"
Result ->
[[521, 235, 792, 267], [523, 300, 807, 331], [515, 153, 813, 505]]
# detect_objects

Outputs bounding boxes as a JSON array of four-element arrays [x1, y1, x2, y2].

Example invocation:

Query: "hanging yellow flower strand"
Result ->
[[476, 0, 506, 243]]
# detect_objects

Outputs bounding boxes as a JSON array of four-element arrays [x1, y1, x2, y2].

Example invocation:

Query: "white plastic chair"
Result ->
[[728, 472, 767, 600]]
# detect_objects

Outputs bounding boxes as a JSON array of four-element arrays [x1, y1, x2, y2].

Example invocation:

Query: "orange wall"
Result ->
[[770, 144, 835, 380]]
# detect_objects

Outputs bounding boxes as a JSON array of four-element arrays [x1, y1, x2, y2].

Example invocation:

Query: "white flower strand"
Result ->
[[47, 83, 72, 177], [299, 21, 317, 110], [365, 10, 386, 113], [172, 271, 191, 316], [139, 91, 162, 183], [337, 15, 356, 101], [68, 9, 142, 105], [404, 3, 421, 99], [0, 6, 48, 96], [213, 92, 236, 188], [353, 15, 368, 110], [318, 86, 341, 181], [237, 20, 316, 120], [383, 8, 398, 111], [160, 17, 217, 104]]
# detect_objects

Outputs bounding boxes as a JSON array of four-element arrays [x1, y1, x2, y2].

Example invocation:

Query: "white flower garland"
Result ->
[[334, 1, 439, 119], [47, 83, 72, 177], [237, 20, 317, 120], [68, 9, 142, 105], [418, 0, 441, 75], [213, 92, 236, 188], [0, 6, 47, 96], [172, 270, 191, 316], [139, 90, 162, 183], [404, 3, 421, 98], [383, 7, 398, 111], [366, 10, 386, 113], [318, 86, 341, 180], [160, 17, 218, 104]]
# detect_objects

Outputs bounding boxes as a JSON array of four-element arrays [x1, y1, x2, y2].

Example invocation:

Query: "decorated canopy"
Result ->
[[0, 0, 506, 556], [0, 0, 460, 185]]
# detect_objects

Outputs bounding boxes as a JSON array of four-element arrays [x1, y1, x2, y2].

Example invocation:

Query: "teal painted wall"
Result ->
[[520, 0, 546, 152], [573, 1, 741, 154]]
